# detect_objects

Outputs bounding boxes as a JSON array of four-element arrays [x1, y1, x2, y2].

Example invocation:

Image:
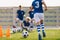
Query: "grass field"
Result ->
[[0, 29, 60, 40]]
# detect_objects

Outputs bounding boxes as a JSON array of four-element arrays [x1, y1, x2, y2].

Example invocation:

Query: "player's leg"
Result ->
[[13, 18, 19, 28], [22, 26, 28, 32], [24, 26, 30, 32], [40, 20, 46, 37], [30, 19, 34, 31], [19, 20, 23, 27], [17, 20, 23, 32], [26, 27, 29, 31], [12, 18, 19, 33], [34, 13, 42, 40], [39, 13, 46, 37], [20, 20, 23, 31]]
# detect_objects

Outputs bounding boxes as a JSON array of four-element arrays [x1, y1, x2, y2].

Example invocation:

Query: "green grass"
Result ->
[[0, 29, 60, 40]]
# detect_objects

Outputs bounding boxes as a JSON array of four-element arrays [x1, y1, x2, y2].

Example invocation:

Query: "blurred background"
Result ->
[[0, 0, 60, 29]]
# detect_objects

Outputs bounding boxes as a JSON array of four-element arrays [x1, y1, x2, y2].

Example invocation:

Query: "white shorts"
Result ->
[[34, 13, 44, 23], [16, 18, 23, 23]]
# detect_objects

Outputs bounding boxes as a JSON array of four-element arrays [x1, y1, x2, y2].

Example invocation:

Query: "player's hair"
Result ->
[[29, 7, 32, 9], [26, 17, 31, 21], [19, 5, 21, 8], [29, 7, 31, 9], [29, 7, 33, 9]]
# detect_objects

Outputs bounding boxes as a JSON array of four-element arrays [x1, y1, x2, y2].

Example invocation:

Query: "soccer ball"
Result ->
[[17, 27, 21, 32], [12, 28, 17, 33], [12, 25, 17, 33], [22, 31, 29, 38]]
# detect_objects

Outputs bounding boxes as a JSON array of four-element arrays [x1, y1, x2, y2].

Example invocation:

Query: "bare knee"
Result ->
[[40, 20, 43, 24], [36, 22, 40, 25]]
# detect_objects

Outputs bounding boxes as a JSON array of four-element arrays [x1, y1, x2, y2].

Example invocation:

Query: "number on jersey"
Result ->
[[35, 1, 39, 8]]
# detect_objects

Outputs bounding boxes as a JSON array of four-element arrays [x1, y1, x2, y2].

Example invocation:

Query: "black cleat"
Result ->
[[13, 30, 16, 33], [38, 34, 42, 40], [43, 32, 46, 37]]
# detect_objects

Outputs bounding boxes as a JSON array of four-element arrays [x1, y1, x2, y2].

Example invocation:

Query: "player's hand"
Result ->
[[45, 7, 47, 11]]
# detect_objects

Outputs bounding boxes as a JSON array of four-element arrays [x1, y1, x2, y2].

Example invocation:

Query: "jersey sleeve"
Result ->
[[32, 1, 35, 9], [32, 1, 34, 7]]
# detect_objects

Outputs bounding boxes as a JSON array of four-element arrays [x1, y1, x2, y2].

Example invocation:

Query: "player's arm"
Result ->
[[23, 11, 25, 15], [21, 7, 25, 16], [42, 0, 47, 11], [28, 7, 33, 16], [22, 11, 25, 16], [31, 1, 34, 10], [31, 6, 34, 10]]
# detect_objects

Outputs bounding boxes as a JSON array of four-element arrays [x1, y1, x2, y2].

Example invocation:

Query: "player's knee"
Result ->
[[36, 22, 40, 25], [16, 18, 19, 21], [40, 20, 43, 24]]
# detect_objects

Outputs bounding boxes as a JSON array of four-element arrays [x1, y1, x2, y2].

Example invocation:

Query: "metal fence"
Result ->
[[0, 7, 60, 27]]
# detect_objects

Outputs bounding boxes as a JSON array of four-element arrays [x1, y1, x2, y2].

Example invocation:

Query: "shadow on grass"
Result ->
[[56, 38, 60, 40]]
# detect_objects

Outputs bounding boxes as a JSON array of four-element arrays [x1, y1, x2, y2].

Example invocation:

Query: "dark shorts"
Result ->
[[30, 26, 33, 28]]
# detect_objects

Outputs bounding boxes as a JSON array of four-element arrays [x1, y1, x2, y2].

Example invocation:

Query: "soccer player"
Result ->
[[28, 7, 34, 31], [32, 0, 47, 40], [23, 17, 31, 32], [28, 7, 34, 19], [12, 5, 25, 32]]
